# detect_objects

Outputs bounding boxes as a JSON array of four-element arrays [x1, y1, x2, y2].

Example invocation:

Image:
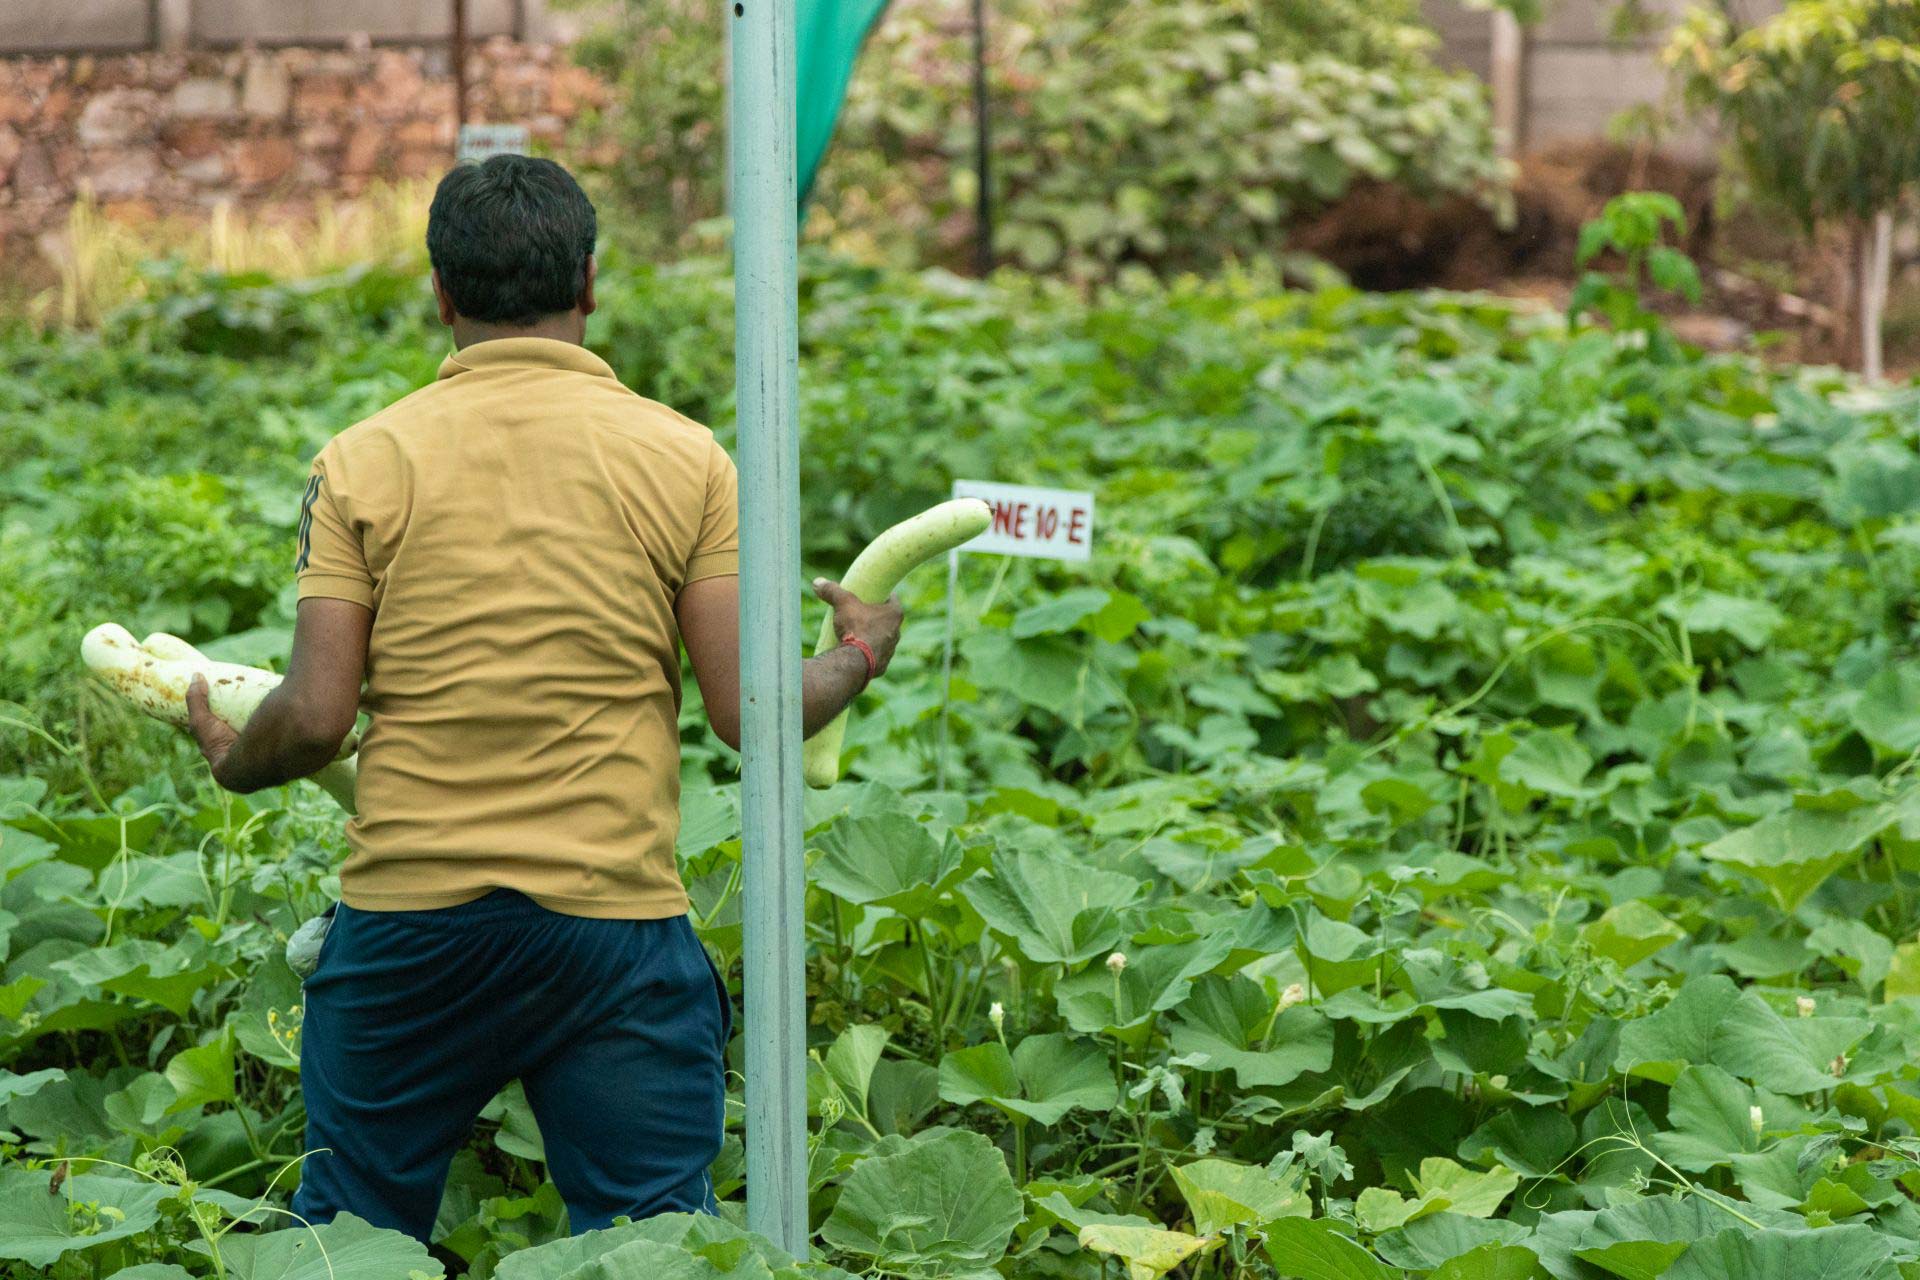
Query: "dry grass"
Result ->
[[30, 183, 434, 330]]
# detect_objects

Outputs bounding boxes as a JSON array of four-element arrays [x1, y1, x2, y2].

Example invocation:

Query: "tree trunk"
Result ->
[[1490, 11, 1527, 161], [1858, 210, 1893, 382], [451, 0, 469, 138]]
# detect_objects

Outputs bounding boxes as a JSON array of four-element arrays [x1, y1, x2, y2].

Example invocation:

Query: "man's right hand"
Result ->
[[676, 574, 909, 750], [812, 578, 904, 679]]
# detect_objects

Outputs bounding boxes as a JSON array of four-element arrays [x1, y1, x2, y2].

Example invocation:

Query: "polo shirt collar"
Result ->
[[437, 337, 616, 382]]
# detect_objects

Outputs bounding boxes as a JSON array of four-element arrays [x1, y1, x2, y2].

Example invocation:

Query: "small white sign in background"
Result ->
[[951, 479, 1095, 562], [458, 123, 531, 163], [937, 480, 1097, 788]]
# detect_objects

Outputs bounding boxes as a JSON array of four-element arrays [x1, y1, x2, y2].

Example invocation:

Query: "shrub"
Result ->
[[1668, 0, 1920, 376], [575, 0, 1508, 279]]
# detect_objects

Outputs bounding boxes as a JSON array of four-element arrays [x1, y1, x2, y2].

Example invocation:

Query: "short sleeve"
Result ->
[[294, 453, 375, 608], [682, 440, 740, 590]]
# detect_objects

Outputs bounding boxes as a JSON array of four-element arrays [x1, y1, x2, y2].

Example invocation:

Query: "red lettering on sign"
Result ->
[[1038, 507, 1059, 539], [992, 500, 1017, 536], [1067, 508, 1087, 544], [1014, 503, 1031, 538]]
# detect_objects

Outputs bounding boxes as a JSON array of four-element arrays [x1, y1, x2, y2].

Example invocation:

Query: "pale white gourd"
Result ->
[[139, 632, 208, 664], [84, 624, 279, 729], [803, 499, 992, 788], [81, 623, 359, 812], [306, 757, 358, 814]]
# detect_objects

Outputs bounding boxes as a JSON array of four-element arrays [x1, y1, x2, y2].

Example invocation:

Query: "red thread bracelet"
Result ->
[[841, 633, 878, 685]]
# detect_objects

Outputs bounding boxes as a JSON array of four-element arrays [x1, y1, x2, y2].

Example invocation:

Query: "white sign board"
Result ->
[[458, 123, 531, 163], [951, 480, 1094, 562]]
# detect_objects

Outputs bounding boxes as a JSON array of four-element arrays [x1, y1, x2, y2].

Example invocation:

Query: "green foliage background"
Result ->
[[1667, 0, 1920, 234], [572, 0, 1507, 278], [6, 246, 1920, 1277]]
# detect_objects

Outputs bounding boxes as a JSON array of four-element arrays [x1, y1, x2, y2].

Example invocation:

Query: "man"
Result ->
[[183, 155, 903, 1242]]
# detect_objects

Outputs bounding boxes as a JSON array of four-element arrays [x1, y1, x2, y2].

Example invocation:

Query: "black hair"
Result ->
[[426, 155, 598, 325]]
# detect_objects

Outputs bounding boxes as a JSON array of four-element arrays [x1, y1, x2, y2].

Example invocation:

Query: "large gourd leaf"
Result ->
[[1706, 992, 1875, 1094], [1411, 1159, 1520, 1218], [1354, 1160, 1517, 1234], [1574, 1238, 1690, 1280], [1262, 1218, 1398, 1280], [163, 1026, 236, 1114], [1055, 935, 1232, 1041], [820, 1128, 1021, 1273], [0, 1170, 171, 1268], [481, 1081, 547, 1161], [1374, 1214, 1531, 1271], [521, 1239, 749, 1280], [960, 848, 1140, 966], [1658, 591, 1783, 650], [1429, 1246, 1546, 1280], [1532, 1193, 1800, 1279], [7, 1069, 122, 1147], [1170, 1158, 1310, 1234], [98, 844, 199, 904], [52, 938, 227, 1017], [1616, 975, 1742, 1084], [809, 812, 965, 915], [1651, 1065, 1797, 1172], [867, 1057, 940, 1136], [606, 1242, 808, 1279], [1497, 729, 1593, 800], [938, 1033, 1116, 1125], [232, 953, 306, 1070], [509, 1234, 812, 1279], [104, 1071, 188, 1143], [1661, 1225, 1901, 1280], [1458, 1107, 1577, 1179], [1699, 804, 1886, 912], [1077, 1223, 1209, 1280], [821, 1024, 890, 1125], [1854, 667, 1920, 755], [1011, 587, 1118, 638], [210, 1211, 444, 1279], [496, 1213, 802, 1280], [0, 1067, 62, 1105], [1581, 902, 1685, 970], [1169, 974, 1334, 1088]]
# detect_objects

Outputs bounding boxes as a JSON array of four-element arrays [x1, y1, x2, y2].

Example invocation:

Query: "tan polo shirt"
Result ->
[[294, 337, 739, 918]]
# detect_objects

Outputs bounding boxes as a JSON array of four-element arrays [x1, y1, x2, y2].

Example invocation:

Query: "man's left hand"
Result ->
[[186, 674, 240, 785]]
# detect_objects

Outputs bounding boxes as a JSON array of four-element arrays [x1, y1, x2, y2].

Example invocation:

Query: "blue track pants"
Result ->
[[291, 890, 731, 1241]]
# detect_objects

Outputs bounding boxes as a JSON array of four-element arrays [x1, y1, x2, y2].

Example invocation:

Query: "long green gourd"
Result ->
[[803, 498, 992, 788], [81, 623, 359, 813]]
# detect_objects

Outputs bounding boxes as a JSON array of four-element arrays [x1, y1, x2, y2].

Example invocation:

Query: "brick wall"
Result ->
[[0, 37, 607, 260]]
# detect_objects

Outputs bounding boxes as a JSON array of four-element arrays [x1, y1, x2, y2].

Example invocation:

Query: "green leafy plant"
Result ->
[[574, 0, 1509, 279], [1668, 0, 1920, 377], [6, 243, 1920, 1277], [1569, 191, 1704, 340]]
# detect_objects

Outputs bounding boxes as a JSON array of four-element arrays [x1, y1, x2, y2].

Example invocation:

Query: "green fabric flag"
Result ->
[[797, 0, 890, 208]]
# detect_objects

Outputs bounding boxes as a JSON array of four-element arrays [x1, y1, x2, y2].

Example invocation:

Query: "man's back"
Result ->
[[185, 154, 898, 1242], [296, 336, 739, 917]]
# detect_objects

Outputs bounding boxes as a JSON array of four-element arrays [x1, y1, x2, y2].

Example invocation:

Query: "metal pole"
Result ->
[[452, 0, 470, 141], [731, 0, 808, 1254], [723, 0, 734, 218], [970, 0, 993, 274]]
